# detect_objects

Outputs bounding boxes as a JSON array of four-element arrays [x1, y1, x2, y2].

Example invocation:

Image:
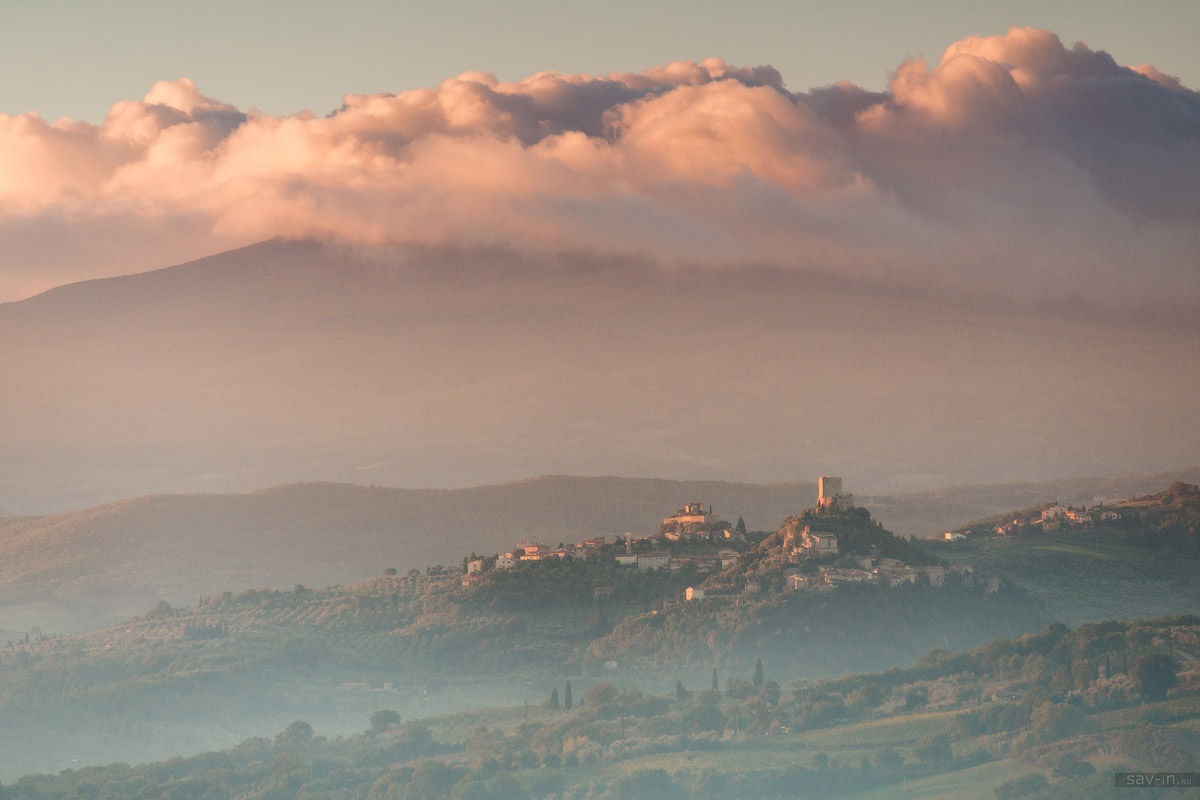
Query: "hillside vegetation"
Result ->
[[929, 483, 1200, 626], [5, 615, 1198, 799], [0, 505, 1042, 779]]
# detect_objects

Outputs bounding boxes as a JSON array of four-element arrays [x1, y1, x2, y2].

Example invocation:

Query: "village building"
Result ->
[[466, 559, 485, 575], [636, 551, 671, 570], [823, 568, 874, 587], [788, 574, 815, 591], [670, 553, 724, 572], [660, 502, 728, 541], [593, 585, 615, 598], [798, 527, 839, 554], [685, 586, 706, 601], [1066, 509, 1094, 529]]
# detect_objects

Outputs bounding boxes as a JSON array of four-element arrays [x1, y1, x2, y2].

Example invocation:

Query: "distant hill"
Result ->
[[0, 477, 813, 613], [860, 467, 1200, 538], [5, 469, 1200, 635]]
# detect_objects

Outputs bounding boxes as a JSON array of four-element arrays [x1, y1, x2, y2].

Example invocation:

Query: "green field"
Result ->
[[930, 532, 1200, 625]]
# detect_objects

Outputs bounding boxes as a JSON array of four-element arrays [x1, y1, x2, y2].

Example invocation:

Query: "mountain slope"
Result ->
[[3, 238, 1198, 514]]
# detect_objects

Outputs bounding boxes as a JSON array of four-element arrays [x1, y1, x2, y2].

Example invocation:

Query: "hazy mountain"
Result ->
[[2, 239, 1198, 516]]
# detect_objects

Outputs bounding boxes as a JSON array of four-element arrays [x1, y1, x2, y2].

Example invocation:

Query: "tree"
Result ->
[[277, 720, 313, 745], [548, 687, 559, 710], [736, 517, 747, 535], [585, 682, 618, 707], [675, 679, 690, 702], [712, 668, 719, 692], [369, 709, 401, 736], [1132, 652, 1179, 702], [903, 686, 928, 710], [564, 681, 573, 710], [914, 732, 952, 764], [753, 659, 764, 690], [1030, 701, 1082, 742], [846, 683, 884, 714]]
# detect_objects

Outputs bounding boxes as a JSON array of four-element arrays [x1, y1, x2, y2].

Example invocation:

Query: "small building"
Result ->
[[789, 574, 814, 591], [685, 586, 706, 601], [615, 554, 638, 566], [743, 581, 760, 595], [664, 502, 712, 526], [466, 559, 485, 575], [799, 527, 839, 553], [671, 553, 723, 572], [943, 531, 965, 541], [824, 568, 874, 586], [496, 555, 516, 569], [593, 585, 615, 598], [461, 575, 482, 587], [661, 502, 727, 540], [637, 551, 671, 570]]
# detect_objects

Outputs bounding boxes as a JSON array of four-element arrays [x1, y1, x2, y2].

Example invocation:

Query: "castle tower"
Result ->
[[818, 476, 843, 507]]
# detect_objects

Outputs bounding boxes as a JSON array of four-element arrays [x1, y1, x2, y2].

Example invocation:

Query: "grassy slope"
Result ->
[[928, 531, 1200, 626]]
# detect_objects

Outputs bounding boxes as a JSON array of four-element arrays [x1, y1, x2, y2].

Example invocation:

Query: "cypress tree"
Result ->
[[753, 658, 764, 690], [564, 681, 573, 710], [712, 668, 719, 692], [549, 687, 559, 710]]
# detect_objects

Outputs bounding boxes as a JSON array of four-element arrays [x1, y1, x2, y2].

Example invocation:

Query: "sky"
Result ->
[[4, 1, 1199, 125]]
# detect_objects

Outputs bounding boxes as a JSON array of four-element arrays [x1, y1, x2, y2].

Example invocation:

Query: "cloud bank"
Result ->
[[2, 27, 1198, 309]]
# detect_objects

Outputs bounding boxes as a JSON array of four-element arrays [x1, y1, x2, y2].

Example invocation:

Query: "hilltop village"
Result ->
[[936, 481, 1200, 540], [460, 477, 979, 600]]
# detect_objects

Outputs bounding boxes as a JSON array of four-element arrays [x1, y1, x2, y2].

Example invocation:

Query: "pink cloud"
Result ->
[[0, 29, 1197, 312]]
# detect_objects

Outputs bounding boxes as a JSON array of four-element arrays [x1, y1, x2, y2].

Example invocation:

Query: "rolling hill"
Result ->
[[3, 470, 1199, 638]]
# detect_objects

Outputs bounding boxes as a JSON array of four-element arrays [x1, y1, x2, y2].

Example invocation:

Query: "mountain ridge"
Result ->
[[4, 238, 1198, 514]]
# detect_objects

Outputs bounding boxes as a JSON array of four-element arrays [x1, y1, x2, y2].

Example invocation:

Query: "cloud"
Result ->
[[1, 29, 1198, 313]]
